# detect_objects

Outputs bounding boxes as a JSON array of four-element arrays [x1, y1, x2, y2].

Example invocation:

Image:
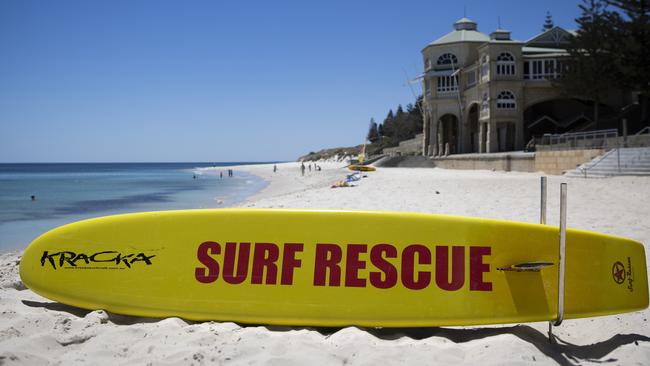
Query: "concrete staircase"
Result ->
[[565, 147, 650, 177]]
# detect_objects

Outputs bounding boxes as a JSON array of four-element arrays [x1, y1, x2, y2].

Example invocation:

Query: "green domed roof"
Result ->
[[427, 18, 490, 46]]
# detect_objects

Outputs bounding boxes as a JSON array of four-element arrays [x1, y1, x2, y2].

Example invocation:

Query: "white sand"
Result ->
[[2, 162, 649, 365]]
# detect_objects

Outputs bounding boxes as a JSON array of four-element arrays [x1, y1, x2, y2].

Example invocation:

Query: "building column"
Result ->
[[478, 121, 486, 154], [459, 114, 467, 154], [429, 118, 438, 156], [437, 120, 444, 156], [422, 114, 430, 155], [515, 111, 525, 150], [487, 119, 498, 153]]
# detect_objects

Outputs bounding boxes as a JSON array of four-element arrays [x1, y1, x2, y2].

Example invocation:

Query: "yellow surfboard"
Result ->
[[348, 165, 376, 172], [20, 209, 648, 327]]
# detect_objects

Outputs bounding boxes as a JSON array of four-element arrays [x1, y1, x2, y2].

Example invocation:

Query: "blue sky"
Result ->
[[0, 0, 580, 162]]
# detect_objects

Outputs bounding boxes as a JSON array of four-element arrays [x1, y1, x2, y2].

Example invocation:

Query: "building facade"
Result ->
[[420, 18, 606, 156]]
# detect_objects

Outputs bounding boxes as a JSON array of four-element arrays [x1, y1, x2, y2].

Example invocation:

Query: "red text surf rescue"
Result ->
[[195, 242, 492, 291]]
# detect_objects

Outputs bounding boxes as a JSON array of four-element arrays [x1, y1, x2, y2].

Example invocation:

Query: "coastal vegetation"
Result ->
[[558, 0, 650, 127], [365, 97, 424, 155]]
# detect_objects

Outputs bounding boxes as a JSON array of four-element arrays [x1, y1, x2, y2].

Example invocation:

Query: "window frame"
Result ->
[[523, 58, 562, 80], [437, 53, 459, 69], [437, 75, 459, 93], [496, 90, 516, 110], [496, 52, 516, 76]]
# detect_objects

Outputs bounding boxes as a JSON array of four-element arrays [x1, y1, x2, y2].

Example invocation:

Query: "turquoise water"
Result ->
[[0, 163, 269, 250]]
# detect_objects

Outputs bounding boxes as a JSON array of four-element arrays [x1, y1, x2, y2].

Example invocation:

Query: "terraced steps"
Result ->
[[565, 147, 650, 178]]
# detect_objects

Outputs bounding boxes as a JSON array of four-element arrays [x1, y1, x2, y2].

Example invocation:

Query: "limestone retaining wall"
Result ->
[[429, 149, 603, 174], [534, 149, 604, 175], [383, 134, 424, 156], [432, 153, 536, 172]]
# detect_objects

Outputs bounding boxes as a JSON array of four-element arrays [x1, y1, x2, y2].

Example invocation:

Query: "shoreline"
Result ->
[[2, 164, 650, 364], [229, 161, 351, 204]]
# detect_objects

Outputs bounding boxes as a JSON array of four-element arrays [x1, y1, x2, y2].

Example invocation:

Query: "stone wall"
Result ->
[[534, 149, 604, 175], [383, 134, 424, 156], [432, 153, 536, 172], [430, 149, 604, 174]]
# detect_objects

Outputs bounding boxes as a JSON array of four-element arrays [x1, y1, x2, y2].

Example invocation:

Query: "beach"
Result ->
[[1, 162, 649, 365]]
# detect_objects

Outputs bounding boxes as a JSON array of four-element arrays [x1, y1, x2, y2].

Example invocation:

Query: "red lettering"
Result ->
[[470, 246, 492, 291], [223, 242, 250, 284], [313, 244, 342, 286], [281, 243, 303, 285], [401, 244, 431, 290], [345, 244, 367, 287], [251, 243, 279, 285], [195, 241, 220, 283], [435, 246, 465, 291], [369, 244, 397, 289]]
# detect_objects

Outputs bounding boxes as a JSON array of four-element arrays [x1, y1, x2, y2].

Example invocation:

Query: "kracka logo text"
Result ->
[[41, 251, 155, 269]]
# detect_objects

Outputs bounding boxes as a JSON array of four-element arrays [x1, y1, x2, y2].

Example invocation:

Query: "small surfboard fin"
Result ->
[[497, 262, 554, 272]]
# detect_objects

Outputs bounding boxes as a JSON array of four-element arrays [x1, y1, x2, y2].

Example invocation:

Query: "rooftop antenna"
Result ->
[[463, 5, 467, 18], [498, 16, 502, 29]]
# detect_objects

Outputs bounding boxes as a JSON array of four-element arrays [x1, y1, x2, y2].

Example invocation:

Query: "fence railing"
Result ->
[[534, 129, 619, 151], [635, 126, 650, 135], [580, 148, 618, 178]]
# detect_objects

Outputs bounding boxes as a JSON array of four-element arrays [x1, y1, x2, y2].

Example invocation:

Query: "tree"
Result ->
[[393, 105, 411, 141], [382, 109, 396, 141], [543, 11, 555, 31], [365, 96, 425, 154], [366, 118, 379, 142], [605, 0, 650, 123], [558, 0, 619, 127]]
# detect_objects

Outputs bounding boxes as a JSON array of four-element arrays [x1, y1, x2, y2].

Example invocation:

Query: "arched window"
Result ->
[[497, 52, 514, 61], [496, 52, 516, 76], [496, 90, 516, 109], [437, 53, 458, 67]]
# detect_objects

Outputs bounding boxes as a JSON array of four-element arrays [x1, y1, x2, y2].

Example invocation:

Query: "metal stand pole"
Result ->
[[549, 183, 567, 343], [540, 177, 547, 225], [617, 134, 622, 173]]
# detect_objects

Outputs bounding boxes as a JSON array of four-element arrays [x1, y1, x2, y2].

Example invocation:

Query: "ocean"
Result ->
[[0, 163, 270, 251]]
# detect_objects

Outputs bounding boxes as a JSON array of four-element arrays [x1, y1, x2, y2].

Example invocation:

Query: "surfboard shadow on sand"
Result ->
[[366, 326, 649, 366], [21, 300, 162, 325], [256, 324, 650, 366], [21, 300, 649, 366]]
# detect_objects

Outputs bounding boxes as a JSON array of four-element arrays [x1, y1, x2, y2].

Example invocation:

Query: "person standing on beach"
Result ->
[[301, 163, 305, 176], [273, 164, 277, 173], [220, 172, 223, 179]]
